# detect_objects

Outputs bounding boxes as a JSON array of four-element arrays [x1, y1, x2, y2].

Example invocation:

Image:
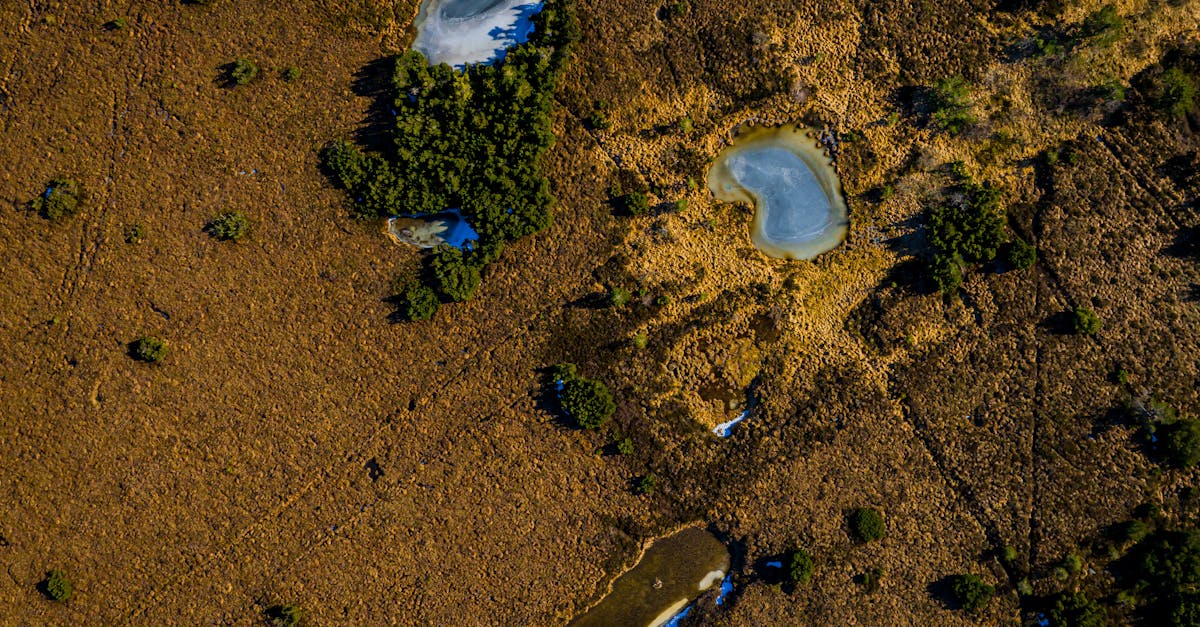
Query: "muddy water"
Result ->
[[571, 527, 731, 627], [411, 0, 543, 67], [707, 125, 848, 260]]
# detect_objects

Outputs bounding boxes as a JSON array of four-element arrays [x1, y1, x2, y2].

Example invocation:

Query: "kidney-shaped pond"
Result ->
[[707, 125, 848, 260]]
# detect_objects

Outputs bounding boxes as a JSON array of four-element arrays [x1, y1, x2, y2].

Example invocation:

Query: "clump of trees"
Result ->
[[849, 507, 886, 542], [321, 0, 578, 303], [1047, 591, 1105, 626], [948, 574, 994, 611], [926, 178, 1008, 292], [41, 570, 72, 602], [552, 363, 615, 430], [131, 336, 168, 363], [788, 548, 815, 585], [1159, 418, 1200, 469], [1081, 4, 1123, 47], [32, 177, 83, 221], [931, 75, 975, 136], [207, 211, 249, 241], [1124, 528, 1200, 623]]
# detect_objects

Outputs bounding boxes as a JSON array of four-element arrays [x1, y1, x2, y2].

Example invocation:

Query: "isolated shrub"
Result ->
[[32, 177, 83, 220], [42, 570, 72, 602], [561, 376, 616, 429], [586, 102, 610, 130], [124, 222, 146, 244], [1160, 418, 1200, 469], [931, 75, 976, 135], [229, 58, 259, 85], [1047, 591, 1105, 627], [635, 473, 657, 495], [609, 286, 631, 307], [282, 66, 302, 82], [788, 549, 815, 585], [632, 333, 649, 349], [1062, 553, 1084, 574], [1007, 237, 1037, 269], [850, 507, 885, 542], [208, 211, 249, 241], [623, 192, 650, 216], [674, 198, 688, 212], [395, 282, 439, 322], [1071, 307, 1102, 335], [929, 184, 1006, 264], [132, 336, 168, 363], [267, 604, 304, 627], [949, 574, 994, 611], [930, 253, 964, 293], [615, 436, 634, 455], [430, 245, 481, 303], [860, 566, 883, 592]]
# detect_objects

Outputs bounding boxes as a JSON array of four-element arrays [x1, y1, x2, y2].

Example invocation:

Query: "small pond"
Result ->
[[411, 0, 544, 68], [571, 527, 731, 627], [386, 208, 479, 249], [706, 125, 848, 260]]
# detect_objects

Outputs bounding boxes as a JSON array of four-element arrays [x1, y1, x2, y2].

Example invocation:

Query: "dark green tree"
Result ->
[[395, 281, 439, 322], [430, 245, 482, 303], [1071, 307, 1102, 335], [561, 376, 616, 429], [949, 574, 994, 611], [32, 177, 83, 221], [788, 549, 815, 585], [207, 211, 250, 241], [131, 336, 168, 363], [1047, 591, 1105, 626], [42, 570, 72, 602], [1161, 418, 1200, 469], [850, 507, 886, 542]]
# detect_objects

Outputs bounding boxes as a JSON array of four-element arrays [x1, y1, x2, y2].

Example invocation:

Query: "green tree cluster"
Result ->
[[321, 1, 578, 308], [1047, 591, 1106, 626], [949, 574, 994, 611], [131, 336, 168, 363], [788, 549, 815, 585], [1128, 529, 1200, 624], [42, 570, 72, 602], [553, 362, 615, 430], [1071, 306, 1102, 335], [207, 211, 250, 241], [927, 182, 1007, 292], [394, 281, 439, 321], [32, 177, 83, 221], [931, 75, 976, 136]]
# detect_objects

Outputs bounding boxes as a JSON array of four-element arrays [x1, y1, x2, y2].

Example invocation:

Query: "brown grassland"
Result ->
[[1, 0, 1199, 624]]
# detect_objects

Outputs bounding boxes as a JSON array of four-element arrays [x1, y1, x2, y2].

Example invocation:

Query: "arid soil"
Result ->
[[1, 0, 1198, 625]]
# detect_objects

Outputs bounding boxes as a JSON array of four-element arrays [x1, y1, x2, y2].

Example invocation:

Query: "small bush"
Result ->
[[609, 287, 631, 307], [632, 333, 648, 349], [674, 198, 688, 212], [859, 566, 883, 592], [42, 570, 72, 602], [321, 140, 370, 192], [635, 473, 657, 495], [395, 282, 439, 322], [1007, 237, 1037, 270], [949, 574, 994, 611], [1062, 553, 1084, 574], [788, 549, 815, 585], [430, 245, 481, 303], [208, 211, 249, 241], [615, 437, 634, 455], [850, 507, 885, 542], [561, 376, 616, 430], [1152, 67, 1197, 119], [1047, 591, 1106, 627], [124, 222, 146, 244], [931, 75, 976, 136], [132, 336, 168, 363], [267, 604, 304, 627], [586, 102, 610, 130], [1113, 519, 1149, 545], [1071, 307, 1102, 335], [1001, 545, 1019, 564], [1160, 418, 1200, 469], [282, 66, 302, 82], [930, 253, 964, 293], [229, 58, 259, 85], [32, 177, 83, 221], [622, 192, 650, 216]]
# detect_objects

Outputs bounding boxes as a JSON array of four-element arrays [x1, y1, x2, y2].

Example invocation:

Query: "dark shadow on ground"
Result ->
[[351, 56, 399, 158]]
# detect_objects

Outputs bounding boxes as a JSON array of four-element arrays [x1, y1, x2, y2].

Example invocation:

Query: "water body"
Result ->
[[385, 208, 479, 249], [571, 527, 731, 627], [411, 0, 544, 68], [707, 125, 849, 260]]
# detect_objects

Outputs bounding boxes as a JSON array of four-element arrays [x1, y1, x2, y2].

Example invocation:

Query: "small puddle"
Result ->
[[571, 527, 731, 627], [707, 125, 848, 260], [385, 208, 479, 249], [411, 0, 544, 67]]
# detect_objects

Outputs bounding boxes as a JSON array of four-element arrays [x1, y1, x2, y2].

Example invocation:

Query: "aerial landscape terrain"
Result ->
[[1, 0, 1199, 625]]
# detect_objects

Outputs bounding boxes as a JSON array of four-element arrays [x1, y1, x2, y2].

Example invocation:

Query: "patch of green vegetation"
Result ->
[[106, 17, 128, 30], [124, 222, 146, 244], [1160, 418, 1200, 469], [788, 548, 815, 585], [622, 192, 650, 216], [949, 574, 994, 611], [587, 100, 610, 130], [1152, 68, 1197, 119], [1047, 591, 1105, 626], [429, 245, 481, 303], [654, 295, 671, 306], [1071, 306, 1102, 335], [678, 116, 693, 134], [615, 435, 634, 455], [609, 286, 631, 307], [41, 570, 72, 602], [926, 181, 1007, 292], [1006, 237, 1037, 270], [131, 336, 168, 363], [32, 177, 83, 221], [1113, 519, 1150, 545], [283, 66, 302, 82], [229, 58, 260, 85], [394, 281, 439, 321], [859, 566, 883, 592], [1125, 529, 1200, 624], [673, 198, 688, 213], [631, 332, 648, 349], [1081, 4, 1123, 47], [207, 211, 249, 241], [554, 363, 615, 430], [931, 75, 975, 136], [662, 1, 689, 18], [635, 473, 657, 495], [1062, 553, 1084, 574], [320, 1, 577, 305], [1001, 545, 1019, 564], [267, 604, 304, 626], [850, 507, 885, 543]]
